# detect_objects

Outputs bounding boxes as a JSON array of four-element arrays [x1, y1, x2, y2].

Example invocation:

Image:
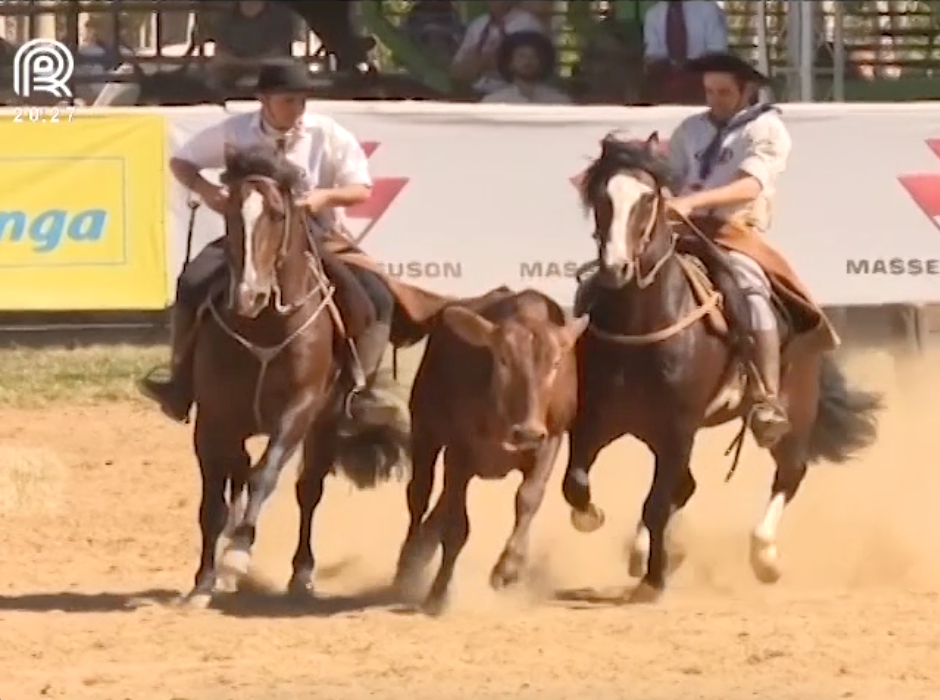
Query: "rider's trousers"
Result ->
[[726, 250, 775, 332]]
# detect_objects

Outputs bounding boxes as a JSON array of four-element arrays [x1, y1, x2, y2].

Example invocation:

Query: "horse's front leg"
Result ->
[[288, 419, 336, 597], [491, 436, 562, 590], [220, 389, 321, 583], [629, 429, 695, 604], [628, 463, 696, 579], [562, 413, 618, 534], [183, 415, 248, 608]]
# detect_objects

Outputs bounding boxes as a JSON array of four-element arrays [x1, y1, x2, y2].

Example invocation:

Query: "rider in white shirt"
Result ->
[[138, 59, 395, 425], [667, 52, 795, 447]]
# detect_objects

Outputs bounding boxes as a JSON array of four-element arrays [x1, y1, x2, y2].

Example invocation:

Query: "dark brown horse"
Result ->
[[394, 289, 587, 614], [562, 133, 883, 602], [183, 144, 408, 607]]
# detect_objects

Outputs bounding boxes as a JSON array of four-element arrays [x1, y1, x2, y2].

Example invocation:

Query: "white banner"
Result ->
[[164, 102, 940, 307]]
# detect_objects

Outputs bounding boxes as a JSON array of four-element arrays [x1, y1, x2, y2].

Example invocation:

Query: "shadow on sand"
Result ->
[[0, 584, 407, 618]]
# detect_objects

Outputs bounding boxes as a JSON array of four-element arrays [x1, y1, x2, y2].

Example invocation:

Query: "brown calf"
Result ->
[[394, 288, 588, 615]]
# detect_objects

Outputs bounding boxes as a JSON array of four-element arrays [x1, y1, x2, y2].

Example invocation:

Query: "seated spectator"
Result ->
[[206, 0, 298, 90], [482, 31, 569, 104], [519, 1, 555, 31], [642, 0, 727, 104], [75, 13, 133, 104], [570, 15, 644, 105], [404, 0, 465, 64], [450, 0, 546, 96]]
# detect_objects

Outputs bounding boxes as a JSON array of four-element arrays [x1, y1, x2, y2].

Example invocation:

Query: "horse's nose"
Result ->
[[598, 261, 631, 288], [236, 286, 269, 318], [509, 423, 548, 449]]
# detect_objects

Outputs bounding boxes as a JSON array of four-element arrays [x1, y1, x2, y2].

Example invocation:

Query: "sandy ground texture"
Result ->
[[0, 347, 939, 700]]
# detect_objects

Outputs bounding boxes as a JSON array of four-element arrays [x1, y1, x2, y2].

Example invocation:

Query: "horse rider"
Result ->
[[577, 51, 836, 450], [665, 51, 841, 449], [138, 58, 398, 426]]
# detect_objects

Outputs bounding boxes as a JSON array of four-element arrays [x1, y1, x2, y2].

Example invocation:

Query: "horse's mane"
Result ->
[[222, 143, 306, 192], [579, 133, 679, 212]]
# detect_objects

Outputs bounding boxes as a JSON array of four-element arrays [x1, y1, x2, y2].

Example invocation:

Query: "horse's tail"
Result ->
[[332, 369, 412, 489], [806, 354, 884, 464]]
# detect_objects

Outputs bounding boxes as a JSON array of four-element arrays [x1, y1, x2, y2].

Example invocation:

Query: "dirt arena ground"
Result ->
[[1, 344, 939, 699]]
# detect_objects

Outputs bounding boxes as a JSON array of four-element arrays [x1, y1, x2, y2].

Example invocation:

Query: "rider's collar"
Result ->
[[254, 111, 304, 148], [707, 103, 779, 131]]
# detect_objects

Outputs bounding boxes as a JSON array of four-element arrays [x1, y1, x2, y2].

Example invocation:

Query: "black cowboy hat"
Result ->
[[685, 52, 769, 84], [496, 31, 557, 83], [255, 58, 317, 94]]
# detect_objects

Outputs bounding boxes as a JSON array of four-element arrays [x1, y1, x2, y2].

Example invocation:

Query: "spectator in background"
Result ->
[[404, 0, 465, 63], [483, 31, 569, 104], [450, 0, 546, 96], [642, 0, 727, 104], [75, 13, 133, 104], [206, 0, 297, 90], [570, 15, 644, 105], [519, 1, 556, 31]]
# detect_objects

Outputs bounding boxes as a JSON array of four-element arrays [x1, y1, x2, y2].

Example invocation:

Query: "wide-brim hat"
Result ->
[[255, 58, 316, 95], [685, 52, 769, 84], [496, 31, 557, 83]]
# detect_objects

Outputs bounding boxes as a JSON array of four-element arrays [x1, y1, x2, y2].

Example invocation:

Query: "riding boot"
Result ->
[[136, 302, 197, 423], [749, 329, 791, 449], [345, 321, 400, 425], [573, 272, 600, 317]]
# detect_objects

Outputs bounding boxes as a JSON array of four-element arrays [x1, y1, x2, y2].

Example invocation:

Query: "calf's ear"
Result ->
[[442, 306, 497, 348]]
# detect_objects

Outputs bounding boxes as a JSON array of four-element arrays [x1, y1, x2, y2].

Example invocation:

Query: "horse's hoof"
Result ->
[[421, 594, 448, 617], [179, 592, 212, 610], [628, 581, 663, 605], [749, 540, 782, 584], [287, 576, 315, 599], [570, 503, 605, 533], [219, 546, 251, 582], [215, 573, 239, 593], [489, 565, 520, 591]]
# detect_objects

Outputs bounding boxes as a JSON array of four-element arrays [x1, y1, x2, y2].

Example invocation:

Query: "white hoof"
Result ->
[[570, 504, 606, 533], [216, 573, 239, 593], [182, 592, 212, 610], [219, 546, 251, 582], [749, 537, 782, 584]]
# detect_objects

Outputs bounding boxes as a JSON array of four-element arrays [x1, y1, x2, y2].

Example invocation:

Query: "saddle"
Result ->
[[678, 216, 840, 354], [318, 227, 455, 347]]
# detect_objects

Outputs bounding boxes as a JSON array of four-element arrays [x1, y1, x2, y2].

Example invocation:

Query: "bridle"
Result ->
[[231, 174, 329, 315], [209, 174, 338, 430], [577, 170, 676, 290]]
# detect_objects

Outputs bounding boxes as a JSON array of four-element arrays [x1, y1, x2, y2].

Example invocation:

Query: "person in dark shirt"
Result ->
[[207, 1, 298, 88]]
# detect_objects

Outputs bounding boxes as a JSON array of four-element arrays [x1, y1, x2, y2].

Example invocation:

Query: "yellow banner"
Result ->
[[0, 115, 167, 310]]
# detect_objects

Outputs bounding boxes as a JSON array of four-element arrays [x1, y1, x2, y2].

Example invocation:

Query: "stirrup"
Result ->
[[137, 364, 191, 424], [141, 363, 173, 384], [748, 399, 790, 448]]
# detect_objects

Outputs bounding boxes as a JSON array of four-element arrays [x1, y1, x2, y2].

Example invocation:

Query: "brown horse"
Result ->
[[394, 289, 588, 615], [562, 133, 883, 602], [183, 144, 409, 607]]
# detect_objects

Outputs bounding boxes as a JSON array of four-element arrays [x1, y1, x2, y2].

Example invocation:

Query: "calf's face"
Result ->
[[442, 306, 589, 451]]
